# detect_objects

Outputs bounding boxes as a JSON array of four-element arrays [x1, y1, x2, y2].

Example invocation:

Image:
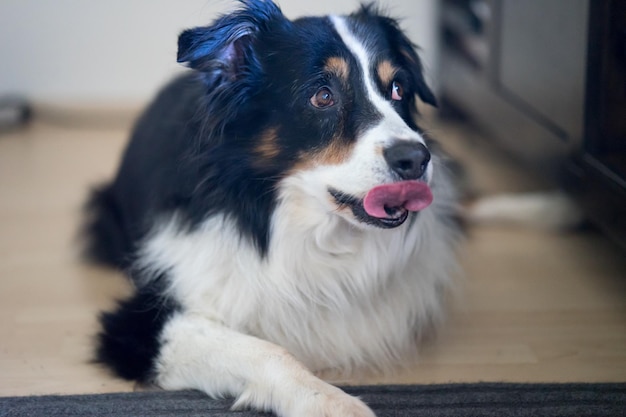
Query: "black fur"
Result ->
[[83, 184, 133, 269], [96, 278, 180, 382]]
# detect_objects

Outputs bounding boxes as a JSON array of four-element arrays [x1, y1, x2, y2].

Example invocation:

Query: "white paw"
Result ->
[[292, 385, 376, 417]]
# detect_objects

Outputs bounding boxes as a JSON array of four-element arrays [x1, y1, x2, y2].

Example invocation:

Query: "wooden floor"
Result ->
[[0, 117, 625, 397]]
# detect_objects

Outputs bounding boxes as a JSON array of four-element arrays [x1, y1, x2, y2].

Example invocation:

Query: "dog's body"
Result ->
[[84, 1, 461, 415]]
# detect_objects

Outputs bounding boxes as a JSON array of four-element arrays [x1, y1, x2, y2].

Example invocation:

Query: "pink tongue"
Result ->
[[363, 181, 433, 218]]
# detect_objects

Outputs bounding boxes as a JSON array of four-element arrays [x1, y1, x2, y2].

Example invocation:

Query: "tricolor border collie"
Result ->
[[84, 1, 461, 415]]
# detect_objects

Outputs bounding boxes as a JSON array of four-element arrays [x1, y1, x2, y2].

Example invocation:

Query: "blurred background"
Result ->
[[439, 0, 625, 249], [0, 0, 625, 396], [0, 0, 439, 102]]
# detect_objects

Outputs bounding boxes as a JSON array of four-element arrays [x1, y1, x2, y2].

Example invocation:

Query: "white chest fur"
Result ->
[[138, 168, 459, 378]]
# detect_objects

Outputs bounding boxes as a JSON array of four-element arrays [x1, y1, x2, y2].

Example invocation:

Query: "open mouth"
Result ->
[[329, 180, 433, 229]]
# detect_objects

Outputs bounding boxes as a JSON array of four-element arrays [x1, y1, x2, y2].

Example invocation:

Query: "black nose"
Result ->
[[383, 141, 431, 180]]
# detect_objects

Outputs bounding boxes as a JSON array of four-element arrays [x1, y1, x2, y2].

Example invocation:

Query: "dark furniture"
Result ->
[[440, 0, 626, 249]]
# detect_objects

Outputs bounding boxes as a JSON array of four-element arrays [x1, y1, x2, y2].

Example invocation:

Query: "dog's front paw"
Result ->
[[319, 391, 376, 417], [292, 385, 376, 417]]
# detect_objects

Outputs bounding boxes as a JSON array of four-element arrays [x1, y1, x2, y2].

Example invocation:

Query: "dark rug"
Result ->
[[2, 383, 625, 417]]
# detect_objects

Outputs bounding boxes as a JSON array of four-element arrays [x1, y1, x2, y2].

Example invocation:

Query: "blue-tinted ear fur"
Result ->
[[177, 0, 288, 135], [177, 0, 285, 79]]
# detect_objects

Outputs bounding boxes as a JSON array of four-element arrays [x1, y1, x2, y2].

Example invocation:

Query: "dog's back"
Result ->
[[84, 74, 205, 269]]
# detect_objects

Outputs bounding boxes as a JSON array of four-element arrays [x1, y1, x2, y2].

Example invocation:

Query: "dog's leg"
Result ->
[[155, 313, 376, 417]]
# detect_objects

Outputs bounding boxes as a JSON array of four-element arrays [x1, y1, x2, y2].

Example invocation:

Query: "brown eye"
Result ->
[[311, 87, 335, 108], [391, 81, 403, 101]]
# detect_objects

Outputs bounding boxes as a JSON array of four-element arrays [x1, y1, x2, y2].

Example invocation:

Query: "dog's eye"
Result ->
[[391, 81, 403, 101], [310, 87, 335, 108]]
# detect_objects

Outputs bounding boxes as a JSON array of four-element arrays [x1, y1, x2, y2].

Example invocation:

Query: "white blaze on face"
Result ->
[[329, 16, 417, 139]]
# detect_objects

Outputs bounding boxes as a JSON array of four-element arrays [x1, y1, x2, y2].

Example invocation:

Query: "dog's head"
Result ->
[[179, 0, 438, 232]]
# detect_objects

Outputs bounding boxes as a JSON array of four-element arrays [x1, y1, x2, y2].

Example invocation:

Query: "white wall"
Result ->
[[0, 0, 439, 103]]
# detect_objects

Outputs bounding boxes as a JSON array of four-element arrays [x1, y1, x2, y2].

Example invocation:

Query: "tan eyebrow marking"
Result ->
[[377, 60, 398, 87], [324, 56, 350, 82]]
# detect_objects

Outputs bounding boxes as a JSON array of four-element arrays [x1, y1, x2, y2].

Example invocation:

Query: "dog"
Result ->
[[83, 1, 461, 415]]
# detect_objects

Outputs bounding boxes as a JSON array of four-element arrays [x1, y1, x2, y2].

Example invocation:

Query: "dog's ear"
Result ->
[[177, 0, 286, 82]]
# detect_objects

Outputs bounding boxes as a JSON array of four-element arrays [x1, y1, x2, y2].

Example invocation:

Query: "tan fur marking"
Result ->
[[255, 128, 281, 160], [293, 136, 355, 172], [377, 60, 398, 87], [324, 57, 350, 82], [313, 138, 355, 166]]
